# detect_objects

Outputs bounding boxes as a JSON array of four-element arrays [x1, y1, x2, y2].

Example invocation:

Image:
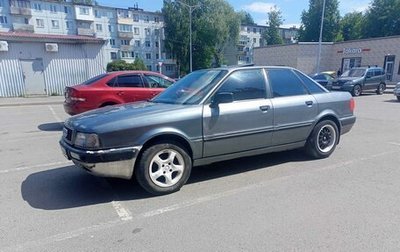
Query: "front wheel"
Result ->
[[352, 85, 362, 96], [376, 83, 385, 95], [305, 120, 339, 159], [135, 142, 192, 195]]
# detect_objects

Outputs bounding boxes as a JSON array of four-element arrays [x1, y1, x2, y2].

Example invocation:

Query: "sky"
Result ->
[[97, 0, 371, 28]]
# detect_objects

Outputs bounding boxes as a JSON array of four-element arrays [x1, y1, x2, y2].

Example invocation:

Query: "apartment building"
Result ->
[[0, 0, 177, 97]]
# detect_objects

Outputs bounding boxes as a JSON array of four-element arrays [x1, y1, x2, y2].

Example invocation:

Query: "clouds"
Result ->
[[243, 2, 277, 14], [340, 0, 370, 13]]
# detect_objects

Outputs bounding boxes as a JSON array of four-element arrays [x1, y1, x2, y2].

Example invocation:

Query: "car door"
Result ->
[[364, 69, 376, 90], [202, 68, 273, 157], [113, 74, 152, 102], [266, 68, 318, 146]]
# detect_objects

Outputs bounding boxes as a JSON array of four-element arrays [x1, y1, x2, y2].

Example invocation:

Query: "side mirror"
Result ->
[[210, 92, 234, 107]]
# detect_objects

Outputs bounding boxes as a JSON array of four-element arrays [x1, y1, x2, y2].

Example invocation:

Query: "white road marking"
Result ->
[[0, 161, 71, 174], [48, 105, 63, 122], [111, 201, 133, 221]]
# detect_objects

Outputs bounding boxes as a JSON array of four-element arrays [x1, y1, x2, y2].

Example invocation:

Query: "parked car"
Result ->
[[59, 66, 356, 195], [394, 82, 400, 101], [63, 71, 175, 115], [331, 66, 386, 96], [311, 72, 335, 89]]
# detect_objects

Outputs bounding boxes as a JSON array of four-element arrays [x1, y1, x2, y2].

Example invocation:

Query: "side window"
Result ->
[[144, 74, 174, 88], [106, 77, 117, 87], [268, 69, 308, 97], [116, 75, 143, 88], [216, 69, 266, 101], [294, 70, 325, 94], [366, 70, 373, 78]]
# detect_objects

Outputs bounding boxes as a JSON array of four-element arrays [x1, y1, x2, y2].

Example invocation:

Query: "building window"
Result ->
[[118, 24, 132, 32], [145, 41, 150, 47], [50, 5, 57, 13], [0, 16, 7, 24], [154, 16, 159, 23], [135, 52, 139, 58], [133, 14, 139, 22], [107, 11, 113, 18], [33, 3, 41, 11], [121, 51, 132, 58], [134, 27, 140, 35], [166, 65, 173, 72], [51, 20, 59, 29], [155, 41, 159, 48], [94, 10, 101, 18], [36, 19, 44, 28], [109, 39, 115, 45], [145, 28, 150, 36], [146, 53, 151, 59], [0, 0, 3, 7], [108, 25, 114, 32], [253, 38, 256, 43], [156, 53, 159, 59], [110, 52, 117, 60], [147, 65, 152, 71], [24, 17, 29, 24], [96, 24, 102, 31], [144, 16, 149, 22], [64, 6, 70, 14], [79, 7, 89, 15], [121, 39, 130, 45], [66, 21, 72, 29], [135, 40, 140, 47]]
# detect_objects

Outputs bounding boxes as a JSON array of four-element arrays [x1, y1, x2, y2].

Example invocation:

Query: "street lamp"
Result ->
[[176, 1, 200, 73], [316, 0, 326, 73]]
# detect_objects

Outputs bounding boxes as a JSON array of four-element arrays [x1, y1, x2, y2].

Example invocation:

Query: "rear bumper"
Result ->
[[63, 102, 92, 115], [60, 140, 142, 179], [340, 116, 356, 135]]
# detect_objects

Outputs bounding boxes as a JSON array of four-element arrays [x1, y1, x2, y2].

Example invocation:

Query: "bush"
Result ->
[[106, 58, 147, 72]]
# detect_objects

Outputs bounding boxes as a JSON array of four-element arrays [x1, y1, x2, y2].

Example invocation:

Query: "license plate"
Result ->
[[331, 86, 340, 90]]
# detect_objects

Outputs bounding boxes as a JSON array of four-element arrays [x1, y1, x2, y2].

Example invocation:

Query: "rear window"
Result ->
[[82, 73, 108, 85]]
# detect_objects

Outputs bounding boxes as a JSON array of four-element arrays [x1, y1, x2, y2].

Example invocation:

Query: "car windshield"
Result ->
[[82, 73, 108, 85], [341, 69, 365, 77], [151, 69, 228, 104], [312, 74, 327, 80]]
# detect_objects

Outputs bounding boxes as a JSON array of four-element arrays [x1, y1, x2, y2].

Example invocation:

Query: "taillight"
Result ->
[[66, 88, 86, 102], [349, 98, 355, 112]]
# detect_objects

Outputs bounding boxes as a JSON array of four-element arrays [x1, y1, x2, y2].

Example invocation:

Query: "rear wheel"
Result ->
[[135, 142, 192, 195], [305, 120, 339, 159], [376, 83, 385, 95], [352, 85, 362, 96]]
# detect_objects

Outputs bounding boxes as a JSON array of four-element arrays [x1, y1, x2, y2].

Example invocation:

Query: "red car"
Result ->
[[64, 71, 175, 115]]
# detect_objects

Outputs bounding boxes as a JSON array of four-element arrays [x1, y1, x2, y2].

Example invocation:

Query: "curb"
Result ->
[[0, 101, 64, 107]]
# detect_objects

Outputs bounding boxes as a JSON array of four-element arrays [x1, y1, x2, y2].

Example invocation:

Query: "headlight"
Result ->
[[74, 132, 100, 149]]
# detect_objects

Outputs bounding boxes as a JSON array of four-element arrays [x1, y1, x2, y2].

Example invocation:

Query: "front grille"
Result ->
[[63, 127, 73, 143]]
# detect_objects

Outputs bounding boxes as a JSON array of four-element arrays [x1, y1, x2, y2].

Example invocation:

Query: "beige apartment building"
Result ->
[[254, 35, 400, 83]]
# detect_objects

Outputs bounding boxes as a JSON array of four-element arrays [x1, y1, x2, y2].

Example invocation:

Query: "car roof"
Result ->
[[210, 65, 297, 72], [106, 71, 175, 80]]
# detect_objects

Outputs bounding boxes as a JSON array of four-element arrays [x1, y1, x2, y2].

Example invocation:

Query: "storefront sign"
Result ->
[[343, 48, 362, 54]]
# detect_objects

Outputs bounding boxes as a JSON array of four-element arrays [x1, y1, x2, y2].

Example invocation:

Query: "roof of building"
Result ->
[[0, 32, 105, 44]]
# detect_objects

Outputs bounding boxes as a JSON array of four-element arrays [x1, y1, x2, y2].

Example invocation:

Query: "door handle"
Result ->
[[305, 101, 313, 106], [259, 105, 270, 111]]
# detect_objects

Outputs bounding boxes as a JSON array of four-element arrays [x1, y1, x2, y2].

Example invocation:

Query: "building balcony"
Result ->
[[120, 45, 133, 51], [13, 23, 34, 33], [117, 17, 134, 25], [118, 31, 133, 38], [10, 6, 32, 16], [77, 28, 95, 36]]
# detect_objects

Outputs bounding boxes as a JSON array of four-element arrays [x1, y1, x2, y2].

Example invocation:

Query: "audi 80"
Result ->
[[60, 66, 356, 195]]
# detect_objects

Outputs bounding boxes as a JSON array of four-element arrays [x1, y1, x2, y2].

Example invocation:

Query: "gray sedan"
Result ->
[[60, 66, 356, 195]]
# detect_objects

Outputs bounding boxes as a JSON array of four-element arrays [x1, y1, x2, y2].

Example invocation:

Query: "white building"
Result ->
[[0, 0, 177, 97]]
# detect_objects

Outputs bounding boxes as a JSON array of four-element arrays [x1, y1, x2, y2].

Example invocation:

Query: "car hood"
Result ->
[[65, 101, 197, 133]]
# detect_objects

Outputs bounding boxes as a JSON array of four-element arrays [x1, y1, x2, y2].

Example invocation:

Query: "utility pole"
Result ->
[[316, 0, 326, 73], [176, 1, 200, 73]]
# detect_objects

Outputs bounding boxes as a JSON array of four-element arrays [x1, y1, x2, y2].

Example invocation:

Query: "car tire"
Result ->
[[305, 120, 339, 159], [376, 83, 385, 95], [352, 85, 362, 96], [135, 142, 192, 195]]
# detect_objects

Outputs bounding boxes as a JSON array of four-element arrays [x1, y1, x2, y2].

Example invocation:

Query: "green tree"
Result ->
[[162, 0, 239, 73], [299, 0, 341, 42], [238, 11, 255, 25], [340, 12, 364, 41], [262, 6, 283, 45], [132, 58, 147, 70], [106, 58, 147, 71], [363, 0, 400, 38]]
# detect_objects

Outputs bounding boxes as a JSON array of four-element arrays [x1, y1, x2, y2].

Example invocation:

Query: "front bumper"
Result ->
[[394, 88, 400, 96], [60, 140, 141, 179], [331, 85, 353, 92]]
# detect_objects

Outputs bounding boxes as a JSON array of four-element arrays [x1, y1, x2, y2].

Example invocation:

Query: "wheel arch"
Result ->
[[311, 112, 342, 143]]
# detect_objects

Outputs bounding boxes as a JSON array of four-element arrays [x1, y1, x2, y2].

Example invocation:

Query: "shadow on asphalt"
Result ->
[[21, 150, 309, 210], [38, 122, 64, 132], [384, 99, 399, 103]]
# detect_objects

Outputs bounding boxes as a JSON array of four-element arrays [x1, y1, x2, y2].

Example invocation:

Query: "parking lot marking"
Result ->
[[48, 105, 63, 122], [111, 201, 133, 221], [0, 161, 71, 174]]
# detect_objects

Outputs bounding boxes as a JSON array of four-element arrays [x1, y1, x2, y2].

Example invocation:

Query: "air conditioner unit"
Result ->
[[0, 41, 9, 52], [45, 43, 58, 52]]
